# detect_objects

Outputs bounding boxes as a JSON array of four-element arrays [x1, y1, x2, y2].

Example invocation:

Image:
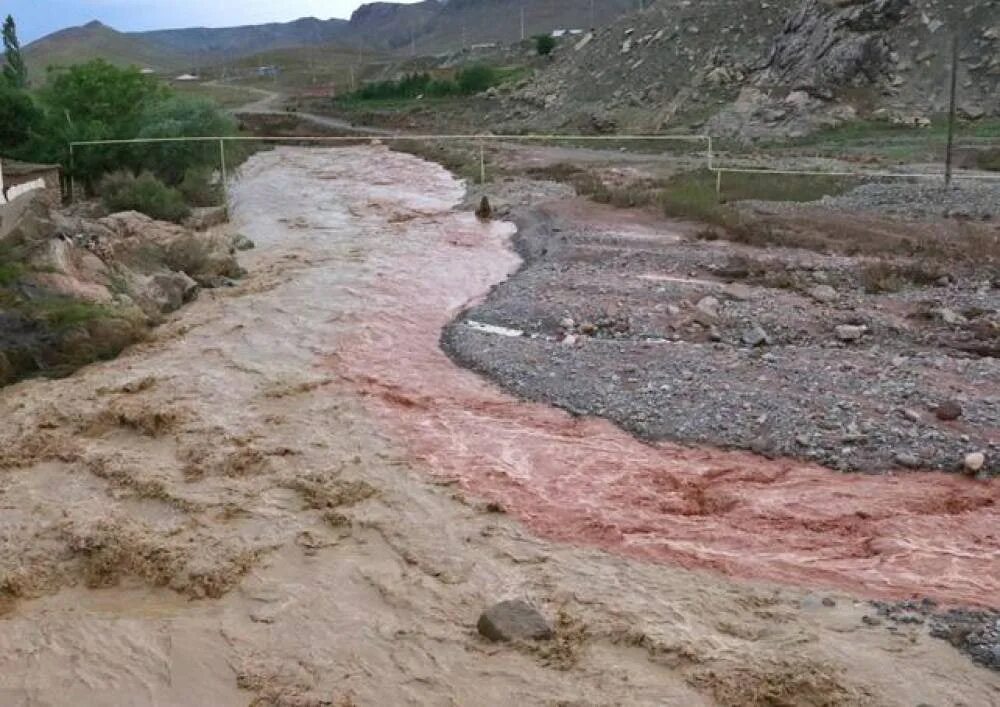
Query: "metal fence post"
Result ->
[[219, 138, 228, 210], [479, 140, 486, 185], [68, 143, 76, 203]]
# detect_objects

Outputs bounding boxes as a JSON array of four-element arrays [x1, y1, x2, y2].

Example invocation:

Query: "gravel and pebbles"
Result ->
[[765, 179, 1000, 221], [444, 182, 1000, 475]]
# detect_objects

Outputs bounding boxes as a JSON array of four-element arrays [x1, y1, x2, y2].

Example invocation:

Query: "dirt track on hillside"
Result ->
[[0, 147, 997, 705]]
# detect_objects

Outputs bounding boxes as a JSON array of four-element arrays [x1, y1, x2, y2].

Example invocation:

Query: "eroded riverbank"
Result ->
[[0, 147, 997, 704]]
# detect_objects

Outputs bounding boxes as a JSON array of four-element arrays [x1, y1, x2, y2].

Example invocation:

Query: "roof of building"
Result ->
[[0, 159, 61, 177]]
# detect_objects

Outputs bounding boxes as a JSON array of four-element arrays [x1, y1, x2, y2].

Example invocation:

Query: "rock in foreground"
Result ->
[[477, 600, 553, 642]]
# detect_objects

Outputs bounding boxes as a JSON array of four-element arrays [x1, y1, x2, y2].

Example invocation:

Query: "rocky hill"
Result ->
[[25, 0, 639, 77], [137, 17, 350, 63], [497, 0, 1000, 139]]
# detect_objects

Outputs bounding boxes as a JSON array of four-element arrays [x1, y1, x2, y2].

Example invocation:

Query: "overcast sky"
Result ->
[[8, 1, 423, 43]]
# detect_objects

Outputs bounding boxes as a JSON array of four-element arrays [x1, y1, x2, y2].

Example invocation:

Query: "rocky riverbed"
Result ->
[[445, 184, 999, 476]]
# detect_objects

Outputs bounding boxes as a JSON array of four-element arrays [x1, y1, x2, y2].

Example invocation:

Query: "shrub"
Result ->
[[456, 65, 497, 94], [137, 96, 237, 184], [860, 260, 943, 294], [99, 171, 191, 223], [178, 167, 222, 207], [536, 34, 556, 56]]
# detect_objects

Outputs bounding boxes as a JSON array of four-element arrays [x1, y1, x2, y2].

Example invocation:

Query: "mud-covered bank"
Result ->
[[442, 191, 999, 476]]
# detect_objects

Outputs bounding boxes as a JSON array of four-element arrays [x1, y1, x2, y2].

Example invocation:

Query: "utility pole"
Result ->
[[590, 0, 595, 28], [520, 6, 525, 41], [944, 31, 959, 187]]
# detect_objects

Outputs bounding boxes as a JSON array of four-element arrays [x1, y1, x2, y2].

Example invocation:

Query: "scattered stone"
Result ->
[[894, 452, 921, 469], [232, 233, 256, 251], [963, 452, 985, 473], [822, 597, 837, 607], [834, 324, 866, 342], [902, 409, 921, 423], [807, 284, 837, 304], [741, 325, 771, 347], [559, 317, 575, 330], [935, 400, 963, 421], [936, 307, 966, 325], [477, 600, 553, 642], [184, 205, 228, 231], [695, 296, 720, 319], [722, 282, 752, 301]]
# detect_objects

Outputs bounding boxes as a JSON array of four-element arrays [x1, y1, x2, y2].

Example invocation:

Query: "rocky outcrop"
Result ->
[[0, 195, 245, 386], [759, 0, 910, 91], [498, 0, 999, 140]]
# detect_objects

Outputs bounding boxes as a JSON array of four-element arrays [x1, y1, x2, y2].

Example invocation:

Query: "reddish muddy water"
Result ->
[[311, 147, 998, 608]]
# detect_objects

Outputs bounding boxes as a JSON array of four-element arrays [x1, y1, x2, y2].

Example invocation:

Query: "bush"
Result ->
[[178, 167, 222, 207], [99, 171, 191, 223], [456, 65, 497, 94], [536, 34, 556, 56], [137, 96, 237, 184]]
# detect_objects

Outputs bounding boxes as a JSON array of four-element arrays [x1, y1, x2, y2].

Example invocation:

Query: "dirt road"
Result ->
[[0, 147, 997, 705]]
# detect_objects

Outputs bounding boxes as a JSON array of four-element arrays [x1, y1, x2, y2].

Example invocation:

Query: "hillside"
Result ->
[[23, 21, 189, 80], [496, 0, 1000, 138], [137, 17, 350, 63], [396, 0, 639, 54], [24, 0, 641, 81]]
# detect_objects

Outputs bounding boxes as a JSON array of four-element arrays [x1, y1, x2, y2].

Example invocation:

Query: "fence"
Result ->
[[69, 131, 999, 207]]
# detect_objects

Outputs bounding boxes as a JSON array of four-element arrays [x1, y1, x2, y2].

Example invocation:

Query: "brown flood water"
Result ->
[[1, 146, 997, 704], [316, 148, 999, 608]]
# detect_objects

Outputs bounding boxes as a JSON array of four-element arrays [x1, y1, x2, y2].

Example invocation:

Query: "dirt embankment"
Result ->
[[0, 147, 997, 705]]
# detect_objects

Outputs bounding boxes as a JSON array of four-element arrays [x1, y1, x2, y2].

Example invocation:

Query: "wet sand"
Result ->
[[0, 147, 997, 705]]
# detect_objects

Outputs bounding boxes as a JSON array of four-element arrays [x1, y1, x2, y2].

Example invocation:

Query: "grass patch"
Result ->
[[765, 118, 1000, 162], [31, 298, 110, 329], [526, 163, 666, 209], [859, 260, 944, 293], [976, 148, 1000, 172], [0, 262, 24, 287]]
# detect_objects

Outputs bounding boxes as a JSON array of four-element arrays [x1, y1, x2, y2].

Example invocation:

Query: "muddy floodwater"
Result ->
[[0, 147, 997, 705]]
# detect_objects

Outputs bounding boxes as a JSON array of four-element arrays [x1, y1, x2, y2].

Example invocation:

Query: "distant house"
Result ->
[[139, 68, 156, 75], [256, 66, 279, 78], [174, 73, 199, 81], [551, 29, 584, 37]]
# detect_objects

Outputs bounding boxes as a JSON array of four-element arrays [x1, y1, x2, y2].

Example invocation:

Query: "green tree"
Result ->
[[0, 82, 41, 151], [137, 95, 237, 184], [36, 60, 167, 189], [535, 34, 556, 56], [2, 15, 28, 88]]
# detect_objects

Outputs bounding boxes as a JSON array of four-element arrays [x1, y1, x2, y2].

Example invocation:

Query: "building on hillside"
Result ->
[[174, 73, 199, 81], [0, 159, 62, 207]]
